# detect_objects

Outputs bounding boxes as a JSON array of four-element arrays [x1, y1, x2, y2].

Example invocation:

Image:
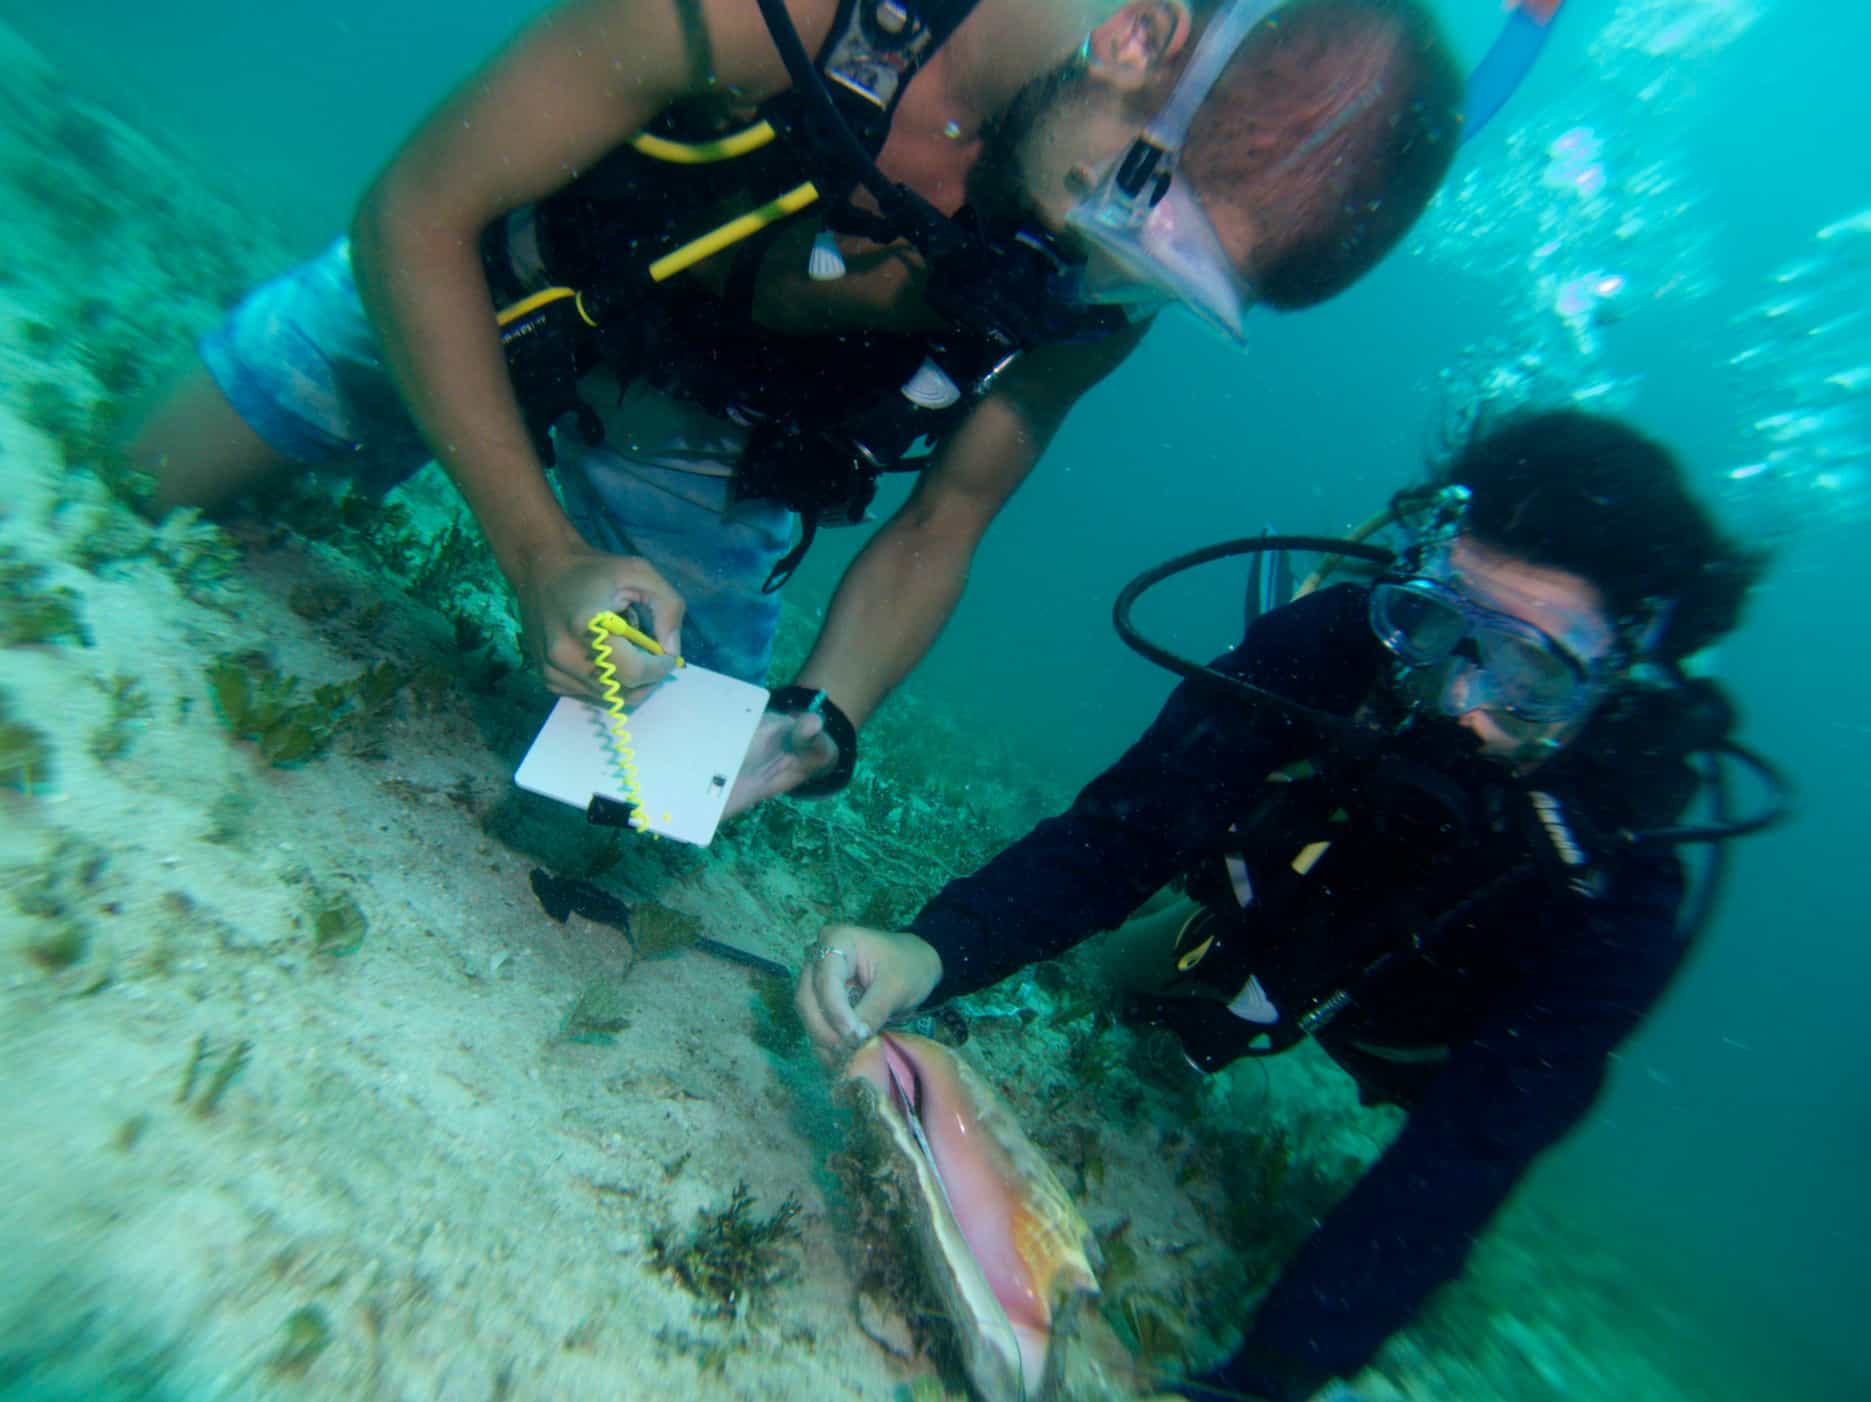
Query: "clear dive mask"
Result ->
[[1369, 571, 1615, 726], [1063, 0, 1573, 338], [1064, 0, 1282, 339]]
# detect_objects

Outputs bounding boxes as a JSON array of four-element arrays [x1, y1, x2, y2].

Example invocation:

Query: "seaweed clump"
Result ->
[[279, 484, 505, 617], [177, 1033, 253, 1117], [0, 552, 89, 648], [267, 1305, 333, 1376], [628, 901, 703, 958], [206, 652, 406, 766], [207, 653, 340, 765], [651, 1182, 804, 1321], [22, 920, 88, 972], [15, 377, 150, 506], [306, 889, 367, 958], [88, 673, 153, 762], [560, 978, 633, 1044], [6, 837, 104, 970], [152, 510, 243, 602], [1, 710, 55, 794]]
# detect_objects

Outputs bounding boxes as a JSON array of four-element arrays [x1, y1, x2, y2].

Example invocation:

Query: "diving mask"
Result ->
[[1064, 0, 1281, 339], [1369, 571, 1615, 726], [1062, 0, 1571, 337]]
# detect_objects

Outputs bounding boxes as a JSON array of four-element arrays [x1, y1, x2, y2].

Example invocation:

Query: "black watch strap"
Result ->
[[766, 686, 858, 797]]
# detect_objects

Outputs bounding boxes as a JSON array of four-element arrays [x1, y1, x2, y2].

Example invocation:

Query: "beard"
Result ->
[[966, 49, 1089, 218]]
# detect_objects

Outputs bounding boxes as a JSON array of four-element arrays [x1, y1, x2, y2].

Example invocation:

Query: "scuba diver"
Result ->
[[795, 408, 1786, 1400], [122, 0, 1556, 814]]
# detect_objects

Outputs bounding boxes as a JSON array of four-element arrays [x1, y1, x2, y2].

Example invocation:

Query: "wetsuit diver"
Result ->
[[124, 0, 1559, 814], [796, 408, 1783, 1399]]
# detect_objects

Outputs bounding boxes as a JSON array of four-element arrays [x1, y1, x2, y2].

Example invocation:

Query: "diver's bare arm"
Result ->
[[348, 0, 836, 588], [795, 326, 1146, 725]]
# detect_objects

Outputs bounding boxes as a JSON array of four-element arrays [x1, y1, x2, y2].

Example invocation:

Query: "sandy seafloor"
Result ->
[[0, 21, 1762, 1402]]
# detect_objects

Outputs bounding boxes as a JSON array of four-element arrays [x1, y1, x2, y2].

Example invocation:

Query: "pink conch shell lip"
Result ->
[[848, 1031, 1098, 1399], [879, 1032, 922, 1118]]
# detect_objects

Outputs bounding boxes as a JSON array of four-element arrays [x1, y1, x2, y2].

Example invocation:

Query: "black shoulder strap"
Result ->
[[755, 0, 978, 264]]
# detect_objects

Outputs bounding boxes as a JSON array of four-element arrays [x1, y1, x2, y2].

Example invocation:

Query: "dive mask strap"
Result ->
[[1075, 0, 1281, 234], [1147, 0, 1280, 147], [1384, 484, 1472, 577]]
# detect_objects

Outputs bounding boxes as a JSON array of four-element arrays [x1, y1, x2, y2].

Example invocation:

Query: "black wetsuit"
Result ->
[[908, 585, 1691, 1399]]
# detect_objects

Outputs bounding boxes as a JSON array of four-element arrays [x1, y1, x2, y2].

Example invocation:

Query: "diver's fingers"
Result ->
[[539, 627, 591, 698], [603, 644, 675, 694], [781, 709, 826, 754], [809, 941, 868, 1045], [616, 569, 685, 654], [543, 655, 598, 702], [849, 976, 911, 1040], [792, 964, 846, 1060]]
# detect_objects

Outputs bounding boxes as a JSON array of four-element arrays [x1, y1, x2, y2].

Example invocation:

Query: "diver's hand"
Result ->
[[514, 546, 685, 702], [794, 925, 942, 1064], [723, 710, 839, 816]]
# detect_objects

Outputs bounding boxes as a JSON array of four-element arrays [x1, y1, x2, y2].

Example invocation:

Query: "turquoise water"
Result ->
[[4, 1, 1866, 1396]]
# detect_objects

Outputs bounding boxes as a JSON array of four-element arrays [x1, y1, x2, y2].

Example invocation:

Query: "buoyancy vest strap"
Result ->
[[755, 0, 976, 264]]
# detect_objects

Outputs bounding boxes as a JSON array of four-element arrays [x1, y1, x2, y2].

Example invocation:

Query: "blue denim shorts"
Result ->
[[200, 239, 795, 681]]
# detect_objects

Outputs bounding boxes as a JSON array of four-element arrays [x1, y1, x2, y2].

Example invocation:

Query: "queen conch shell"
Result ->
[[844, 1032, 1100, 1401]]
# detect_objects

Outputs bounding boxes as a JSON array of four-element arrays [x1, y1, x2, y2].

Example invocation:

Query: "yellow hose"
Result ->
[[630, 122, 777, 165], [495, 286, 596, 329], [647, 182, 820, 283]]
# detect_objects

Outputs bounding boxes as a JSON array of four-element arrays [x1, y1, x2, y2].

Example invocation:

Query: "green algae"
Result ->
[[561, 978, 632, 1044], [307, 890, 367, 958], [205, 652, 408, 767], [0, 716, 55, 793], [267, 1305, 332, 1375], [88, 673, 153, 762], [1104, 1291, 1189, 1373], [176, 1034, 212, 1105], [207, 653, 337, 764], [0, 552, 89, 649], [652, 1182, 804, 1322], [628, 900, 704, 958], [22, 919, 88, 972], [152, 510, 241, 601], [193, 1038, 252, 1118]]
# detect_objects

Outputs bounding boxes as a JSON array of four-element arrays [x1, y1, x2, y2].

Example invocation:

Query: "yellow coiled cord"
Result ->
[[588, 611, 684, 834]]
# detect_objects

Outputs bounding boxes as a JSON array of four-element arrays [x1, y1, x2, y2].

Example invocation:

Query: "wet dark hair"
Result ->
[[1434, 410, 1766, 661], [1181, 0, 1464, 309]]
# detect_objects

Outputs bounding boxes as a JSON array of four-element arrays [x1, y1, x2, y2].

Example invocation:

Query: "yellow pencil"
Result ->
[[591, 611, 684, 665]]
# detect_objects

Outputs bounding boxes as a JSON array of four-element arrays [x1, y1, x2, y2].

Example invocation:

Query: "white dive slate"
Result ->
[[514, 665, 768, 846]]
